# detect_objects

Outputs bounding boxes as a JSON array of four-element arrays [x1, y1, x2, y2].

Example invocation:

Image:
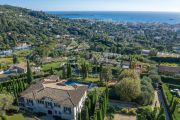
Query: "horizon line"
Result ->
[[0, 4, 180, 13], [46, 10, 180, 13], [1, 4, 180, 13]]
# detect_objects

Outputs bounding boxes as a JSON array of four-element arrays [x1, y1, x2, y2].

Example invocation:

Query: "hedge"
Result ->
[[150, 57, 180, 63], [161, 75, 180, 85], [161, 84, 173, 120], [161, 84, 180, 120], [168, 84, 180, 89]]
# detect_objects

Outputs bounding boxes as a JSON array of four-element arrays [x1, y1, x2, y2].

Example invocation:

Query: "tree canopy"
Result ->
[[115, 69, 141, 101]]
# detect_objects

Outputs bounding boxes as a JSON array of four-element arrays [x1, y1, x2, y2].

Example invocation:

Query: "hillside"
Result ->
[[0, 5, 180, 54], [0, 5, 68, 49]]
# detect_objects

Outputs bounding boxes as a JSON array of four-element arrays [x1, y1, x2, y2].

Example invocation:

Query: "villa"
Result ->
[[14, 42, 31, 50], [122, 61, 131, 69], [157, 52, 180, 58], [9, 62, 27, 73], [19, 75, 88, 120], [0, 49, 13, 56], [141, 49, 150, 56]]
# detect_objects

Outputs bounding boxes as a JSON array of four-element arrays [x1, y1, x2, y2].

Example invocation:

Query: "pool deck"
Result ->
[[42, 80, 92, 90], [43, 81, 76, 90]]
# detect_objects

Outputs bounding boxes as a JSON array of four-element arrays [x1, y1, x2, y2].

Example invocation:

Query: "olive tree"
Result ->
[[115, 76, 141, 101], [0, 93, 14, 116]]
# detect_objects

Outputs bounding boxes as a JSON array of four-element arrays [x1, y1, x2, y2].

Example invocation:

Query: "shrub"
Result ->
[[107, 107, 116, 113], [128, 108, 136, 115], [174, 74, 180, 78], [96, 81, 106, 87], [35, 112, 46, 116], [150, 57, 180, 63], [1, 115, 8, 120], [121, 108, 129, 114], [136, 77, 154, 106], [177, 108, 180, 113], [149, 74, 161, 83], [109, 87, 119, 100], [7, 106, 19, 113], [161, 75, 180, 85], [148, 70, 158, 75]]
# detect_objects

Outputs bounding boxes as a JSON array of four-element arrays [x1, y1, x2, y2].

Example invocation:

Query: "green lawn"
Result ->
[[0, 57, 13, 64], [173, 106, 180, 120], [71, 76, 99, 82], [0, 57, 26, 70], [85, 77, 99, 82], [7, 113, 35, 120], [42, 61, 65, 71], [96, 87, 106, 93], [15, 49, 32, 57]]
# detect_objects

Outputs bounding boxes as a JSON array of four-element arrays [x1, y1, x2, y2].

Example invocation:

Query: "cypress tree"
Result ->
[[172, 100, 177, 114], [78, 112, 82, 120], [67, 63, 72, 78], [85, 63, 88, 78], [13, 54, 18, 64], [16, 77, 21, 92], [62, 66, 66, 79], [81, 63, 85, 79], [23, 74, 28, 84], [102, 100, 105, 119], [99, 107, 103, 120], [105, 87, 109, 115], [99, 64, 103, 81], [90, 116, 94, 120], [170, 96, 174, 111], [94, 112, 97, 120], [21, 74, 26, 89], [12, 78, 17, 98], [50, 67, 54, 75], [86, 98, 91, 116], [81, 62, 88, 79], [0, 84, 2, 91], [27, 60, 33, 84], [97, 110, 102, 120], [85, 107, 89, 120], [95, 63, 98, 74]]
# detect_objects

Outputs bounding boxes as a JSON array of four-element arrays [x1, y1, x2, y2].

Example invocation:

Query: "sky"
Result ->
[[0, 0, 180, 12]]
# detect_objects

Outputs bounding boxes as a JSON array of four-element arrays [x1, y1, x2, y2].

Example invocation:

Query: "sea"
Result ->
[[48, 11, 180, 24]]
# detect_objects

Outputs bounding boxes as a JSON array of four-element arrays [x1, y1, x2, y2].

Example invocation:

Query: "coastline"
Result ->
[[47, 11, 180, 24]]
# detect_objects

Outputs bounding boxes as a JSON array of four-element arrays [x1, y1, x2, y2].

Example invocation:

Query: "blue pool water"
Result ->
[[65, 80, 91, 87], [48, 11, 180, 24]]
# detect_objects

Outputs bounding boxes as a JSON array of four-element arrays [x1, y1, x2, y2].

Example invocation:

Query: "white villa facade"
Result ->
[[19, 75, 87, 120]]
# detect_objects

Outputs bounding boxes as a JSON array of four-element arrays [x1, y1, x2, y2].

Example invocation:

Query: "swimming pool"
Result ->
[[64, 80, 92, 87]]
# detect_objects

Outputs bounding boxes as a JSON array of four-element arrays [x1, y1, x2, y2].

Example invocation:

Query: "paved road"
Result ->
[[152, 90, 160, 108], [157, 89, 170, 120]]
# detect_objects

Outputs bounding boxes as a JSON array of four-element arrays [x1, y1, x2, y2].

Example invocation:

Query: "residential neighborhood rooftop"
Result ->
[[20, 76, 88, 107], [158, 65, 180, 74]]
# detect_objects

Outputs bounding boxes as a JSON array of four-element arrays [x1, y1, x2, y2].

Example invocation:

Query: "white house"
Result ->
[[19, 75, 87, 120], [0, 50, 13, 56], [15, 42, 31, 50], [9, 62, 27, 73], [122, 61, 131, 69], [141, 49, 150, 56]]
